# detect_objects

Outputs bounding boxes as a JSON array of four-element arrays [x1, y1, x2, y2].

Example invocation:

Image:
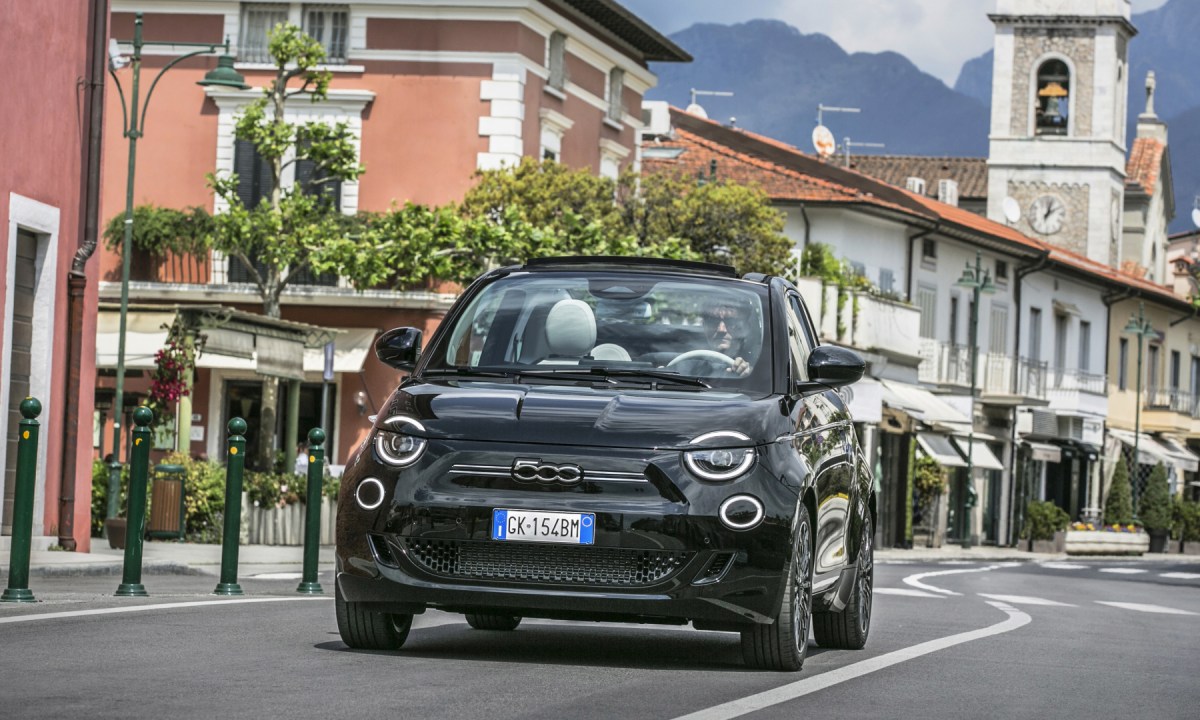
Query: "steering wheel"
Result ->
[[667, 349, 737, 374]]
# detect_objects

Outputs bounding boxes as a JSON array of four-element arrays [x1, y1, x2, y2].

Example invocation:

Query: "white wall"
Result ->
[[785, 207, 910, 299], [912, 237, 1021, 354]]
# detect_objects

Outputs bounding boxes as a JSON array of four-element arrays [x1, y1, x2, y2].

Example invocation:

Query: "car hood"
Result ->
[[385, 381, 779, 449]]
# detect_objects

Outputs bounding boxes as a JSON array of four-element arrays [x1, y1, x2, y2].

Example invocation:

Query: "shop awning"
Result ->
[[302, 328, 378, 375], [880, 379, 970, 425], [1108, 428, 1182, 471], [917, 432, 967, 467], [952, 436, 1005, 471], [1158, 435, 1200, 474], [96, 306, 339, 378], [1026, 442, 1062, 463]]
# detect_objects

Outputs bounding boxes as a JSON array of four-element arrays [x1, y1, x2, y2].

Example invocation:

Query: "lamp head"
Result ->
[[955, 264, 977, 288], [197, 54, 249, 90], [1123, 316, 1144, 335]]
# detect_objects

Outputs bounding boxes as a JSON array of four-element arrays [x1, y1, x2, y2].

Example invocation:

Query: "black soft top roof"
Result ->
[[522, 256, 739, 279]]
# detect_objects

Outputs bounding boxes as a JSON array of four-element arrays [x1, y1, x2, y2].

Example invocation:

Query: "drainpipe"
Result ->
[[799, 202, 812, 258], [57, 0, 108, 551], [1005, 253, 1048, 546], [905, 221, 940, 303]]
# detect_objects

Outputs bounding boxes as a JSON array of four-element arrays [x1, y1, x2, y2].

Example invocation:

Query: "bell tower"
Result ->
[[985, 0, 1137, 267]]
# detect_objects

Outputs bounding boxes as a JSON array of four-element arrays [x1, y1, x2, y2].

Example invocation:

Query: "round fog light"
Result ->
[[355, 477, 385, 510], [718, 494, 764, 530]]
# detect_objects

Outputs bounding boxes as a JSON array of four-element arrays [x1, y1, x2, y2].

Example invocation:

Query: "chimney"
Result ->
[[905, 177, 926, 195]]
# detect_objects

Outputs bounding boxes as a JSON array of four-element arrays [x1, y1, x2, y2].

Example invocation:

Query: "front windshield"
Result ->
[[426, 271, 772, 393]]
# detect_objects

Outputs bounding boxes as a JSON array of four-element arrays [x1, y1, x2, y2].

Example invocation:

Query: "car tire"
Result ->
[[465, 612, 522, 631], [813, 513, 873, 650], [335, 582, 413, 650], [741, 508, 813, 672]]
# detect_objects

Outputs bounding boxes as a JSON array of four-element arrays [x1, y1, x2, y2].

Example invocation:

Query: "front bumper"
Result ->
[[335, 438, 803, 627]]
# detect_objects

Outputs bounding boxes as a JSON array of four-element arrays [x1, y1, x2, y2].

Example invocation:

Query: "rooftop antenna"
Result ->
[[843, 137, 885, 168], [813, 103, 861, 161], [686, 88, 733, 119], [817, 103, 860, 127]]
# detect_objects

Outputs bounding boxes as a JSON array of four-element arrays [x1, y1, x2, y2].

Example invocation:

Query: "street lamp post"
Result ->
[[1123, 302, 1156, 510], [955, 250, 996, 549], [105, 13, 247, 522]]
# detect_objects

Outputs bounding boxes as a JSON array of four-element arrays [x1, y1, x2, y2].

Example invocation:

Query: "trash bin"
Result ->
[[147, 463, 186, 541]]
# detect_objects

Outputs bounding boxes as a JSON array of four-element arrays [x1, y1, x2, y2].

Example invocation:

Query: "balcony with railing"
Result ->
[[917, 338, 1049, 402], [105, 248, 340, 289], [1138, 386, 1198, 433], [1045, 367, 1108, 417], [795, 278, 920, 360]]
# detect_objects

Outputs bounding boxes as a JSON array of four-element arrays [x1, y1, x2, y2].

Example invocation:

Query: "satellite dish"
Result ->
[[1192, 207, 1200, 229], [1002, 196, 1021, 225], [812, 125, 836, 159], [685, 102, 708, 119]]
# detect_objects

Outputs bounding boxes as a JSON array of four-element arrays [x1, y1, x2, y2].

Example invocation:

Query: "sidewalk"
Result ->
[[4, 538, 1185, 580], [1, 540, 335, 578]]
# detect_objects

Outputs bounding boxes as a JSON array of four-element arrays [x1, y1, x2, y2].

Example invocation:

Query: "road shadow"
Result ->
[[315, 622, 830, 672]]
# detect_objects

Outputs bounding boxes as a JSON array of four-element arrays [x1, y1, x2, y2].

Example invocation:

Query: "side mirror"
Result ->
[[796, 345, 865, 394], [375, 327, 422, 371]]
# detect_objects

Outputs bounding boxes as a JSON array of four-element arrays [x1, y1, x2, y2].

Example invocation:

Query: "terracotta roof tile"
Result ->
[[649, 107, 1189, 309], [1126, 137, 1165, 194], [848, 155, 988, 199]]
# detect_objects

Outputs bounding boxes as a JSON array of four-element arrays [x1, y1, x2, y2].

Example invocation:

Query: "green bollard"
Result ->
[[214, 417, 247, 596], [296, 427, 325, 594], [115, 406, 154, 597], [2, 398, 42, 603]]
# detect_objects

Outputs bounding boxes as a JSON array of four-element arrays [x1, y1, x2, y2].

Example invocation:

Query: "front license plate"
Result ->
[[492, 509, 595, 544]]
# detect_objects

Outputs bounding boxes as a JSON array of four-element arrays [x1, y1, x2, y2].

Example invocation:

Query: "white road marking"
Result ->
[[902, 564, 1006, 597], [1040, 562, 1087, 570], [1160, 572, 1200, 580], [937, 561, 977, 566], [978, 593, 1076, 607], [1095, 601, 1197, 616], [671, 601, 1032, 720], [247, 572, 303, 580], [1099, 568, 1148, 575], [0, 596, 330, 625], [875, 588, 944, 598]]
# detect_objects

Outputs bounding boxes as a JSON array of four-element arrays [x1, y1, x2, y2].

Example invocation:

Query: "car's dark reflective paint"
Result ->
[[335, 258, 875, 671]]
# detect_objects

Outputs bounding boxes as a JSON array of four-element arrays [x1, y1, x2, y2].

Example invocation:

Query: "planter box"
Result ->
[[1025, 531, 1066, 554], [241, 496, 338, 546], [1065, 529, 1149, 556]]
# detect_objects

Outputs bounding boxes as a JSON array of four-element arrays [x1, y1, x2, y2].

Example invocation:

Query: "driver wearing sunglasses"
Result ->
[[704, 303, 753, 376]]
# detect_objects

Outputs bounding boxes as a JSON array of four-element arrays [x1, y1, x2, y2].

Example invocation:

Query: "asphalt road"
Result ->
[[1, 559, 1197, 719]]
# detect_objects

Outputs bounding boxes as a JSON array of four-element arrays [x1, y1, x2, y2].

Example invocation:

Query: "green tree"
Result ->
[[1104, 456, 1135, 526], [204, 23, 364, 468], [460, 158, 791, 275], [1138, 462, 1172, 532]]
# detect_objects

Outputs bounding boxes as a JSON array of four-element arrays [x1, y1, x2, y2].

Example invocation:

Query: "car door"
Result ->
[[784, 292, 854, 582]]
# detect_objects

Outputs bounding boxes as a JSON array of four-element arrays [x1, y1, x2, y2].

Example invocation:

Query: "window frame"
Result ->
[[302, 4, 350, 65], [606, 67, 625, 122], [239, 2, 290, 64]]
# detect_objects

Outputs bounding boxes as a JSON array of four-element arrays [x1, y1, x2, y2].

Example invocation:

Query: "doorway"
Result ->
[[2, 230, 37, 534], [223, 379, 338, 470]]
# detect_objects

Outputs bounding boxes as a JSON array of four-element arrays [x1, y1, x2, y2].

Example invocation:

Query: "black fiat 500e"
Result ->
[[335, 257, 875, 671]]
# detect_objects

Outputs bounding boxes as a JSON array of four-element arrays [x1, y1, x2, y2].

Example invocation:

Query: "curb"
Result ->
[[3, 562, 203, 578]]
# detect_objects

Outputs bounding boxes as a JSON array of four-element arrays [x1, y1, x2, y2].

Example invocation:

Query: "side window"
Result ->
[[787, 295, 815, 382]]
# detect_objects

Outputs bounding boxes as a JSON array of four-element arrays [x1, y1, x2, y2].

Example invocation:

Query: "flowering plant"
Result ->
[[1071, 521, 1142, 533], [147, 323, 197, 428]]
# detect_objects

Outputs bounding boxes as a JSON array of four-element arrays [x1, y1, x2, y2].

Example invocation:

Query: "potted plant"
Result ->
[[1104, 456, 1135, 527], [1172, 497, 1200, 554], [1138, 462, 1172, 553], [912, 453, 945, 548], [1021, 500, 1069, 553]]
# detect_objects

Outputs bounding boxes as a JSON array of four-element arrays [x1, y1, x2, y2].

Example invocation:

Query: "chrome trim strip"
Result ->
[[447, 464, 646, 482]]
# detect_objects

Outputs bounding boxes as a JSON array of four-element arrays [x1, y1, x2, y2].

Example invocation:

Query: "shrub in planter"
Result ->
[[91, 459, 129, 537], [1138, 462, 1171, 532], [1172, 497, 1200, 543], [1021, 500, 1070, 541], [1104, 456, 1135, 526]]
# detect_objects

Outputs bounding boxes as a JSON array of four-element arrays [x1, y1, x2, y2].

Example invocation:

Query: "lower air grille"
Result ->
[[399, 538, 692, 587]]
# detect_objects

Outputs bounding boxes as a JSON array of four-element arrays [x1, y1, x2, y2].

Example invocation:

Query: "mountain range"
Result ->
[[645, 0, 1199, 234]]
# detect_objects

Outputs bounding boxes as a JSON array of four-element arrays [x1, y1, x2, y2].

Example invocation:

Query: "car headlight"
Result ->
[[374, 416, 427, 467], [683, 431, 756, 481]]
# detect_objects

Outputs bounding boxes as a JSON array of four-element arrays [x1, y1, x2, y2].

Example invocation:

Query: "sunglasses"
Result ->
[[703, 311, 744, 333]]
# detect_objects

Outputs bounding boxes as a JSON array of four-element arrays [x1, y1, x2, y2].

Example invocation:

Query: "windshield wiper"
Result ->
[[519, 366, 710, 388], [421, 368, 517, 380]]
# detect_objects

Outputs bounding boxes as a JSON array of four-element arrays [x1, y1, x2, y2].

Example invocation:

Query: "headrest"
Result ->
[[544, 299, 597, 357], [590, 343, 631, 361]]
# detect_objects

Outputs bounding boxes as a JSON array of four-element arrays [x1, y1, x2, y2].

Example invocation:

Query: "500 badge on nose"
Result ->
[[492, 509, 595, 544]]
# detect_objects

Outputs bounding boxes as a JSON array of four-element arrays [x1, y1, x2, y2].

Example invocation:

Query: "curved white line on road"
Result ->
[[0, 596, 331, 625], [875, 588, 944, 598], [902, 564, 1005, 596], [672, 601, 1031, 720]]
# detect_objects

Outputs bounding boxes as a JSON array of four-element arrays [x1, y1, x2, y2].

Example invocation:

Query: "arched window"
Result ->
[[1035, 59, 1070, 136]]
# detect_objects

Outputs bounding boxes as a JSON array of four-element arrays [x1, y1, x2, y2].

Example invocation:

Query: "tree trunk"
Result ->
[[254, 274, 284, 470]]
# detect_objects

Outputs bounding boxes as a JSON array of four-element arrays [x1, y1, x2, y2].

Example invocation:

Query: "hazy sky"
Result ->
[[622, 0, 1170, 86]]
